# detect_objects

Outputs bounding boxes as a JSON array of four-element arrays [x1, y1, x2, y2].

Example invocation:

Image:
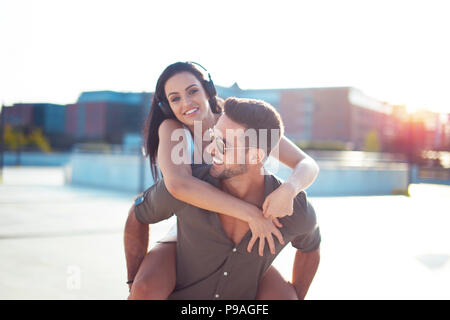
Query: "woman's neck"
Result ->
[[186, 110, 218, 138], [185, 111, 219, 163]]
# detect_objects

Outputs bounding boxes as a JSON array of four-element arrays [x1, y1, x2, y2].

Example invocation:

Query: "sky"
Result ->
[[1, 0, 449, 114]]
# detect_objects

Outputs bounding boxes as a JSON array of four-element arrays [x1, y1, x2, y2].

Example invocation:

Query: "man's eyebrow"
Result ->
[[167, 84, 198, 97]]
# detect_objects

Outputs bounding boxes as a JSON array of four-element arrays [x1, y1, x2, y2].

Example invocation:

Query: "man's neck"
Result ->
[[220, 167, 266, 207]]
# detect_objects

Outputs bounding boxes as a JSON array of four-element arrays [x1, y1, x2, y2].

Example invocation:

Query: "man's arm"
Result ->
[[124, 205, 149, 291], [123, 177, 184, 291], [291, 248, 320, 300]]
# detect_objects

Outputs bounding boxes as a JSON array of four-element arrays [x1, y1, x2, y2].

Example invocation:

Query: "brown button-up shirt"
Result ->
[[134, 164, 321, 300]]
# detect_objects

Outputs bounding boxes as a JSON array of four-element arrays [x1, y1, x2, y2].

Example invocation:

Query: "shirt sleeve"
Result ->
[[290, 195, 321, 252], [134, 179, 186, 224], [291, 225, 321, 252]]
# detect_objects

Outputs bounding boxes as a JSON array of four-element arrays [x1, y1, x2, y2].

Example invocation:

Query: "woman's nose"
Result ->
[[181, 94, 193, 107]]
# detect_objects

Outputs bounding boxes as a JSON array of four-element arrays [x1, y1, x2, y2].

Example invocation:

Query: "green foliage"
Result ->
[[3, 125, 26, 150], [2, 125, 52, 152], [27, 128, 51, 152], [391, 188, 410, 196], [363, 130, 380, 152], [295, 140, 348, 151]]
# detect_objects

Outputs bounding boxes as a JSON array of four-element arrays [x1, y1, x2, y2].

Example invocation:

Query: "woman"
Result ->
[[127, 62, 319, 299]]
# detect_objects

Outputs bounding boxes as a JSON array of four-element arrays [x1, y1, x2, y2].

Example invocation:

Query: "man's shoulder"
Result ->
[[268, 174, 308, 208], [266, 173, 317, 233]]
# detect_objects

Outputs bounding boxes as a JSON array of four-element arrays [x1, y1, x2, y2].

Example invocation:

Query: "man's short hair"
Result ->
[[223, 97, 284, 156]]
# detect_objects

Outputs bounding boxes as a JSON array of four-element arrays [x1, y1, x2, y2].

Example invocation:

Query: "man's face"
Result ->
[[208, 115, 252, 180]]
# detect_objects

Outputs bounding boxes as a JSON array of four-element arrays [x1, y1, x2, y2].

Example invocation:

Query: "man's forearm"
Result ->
[[124, 207, 150, 285], [292, 248, 320, 299]]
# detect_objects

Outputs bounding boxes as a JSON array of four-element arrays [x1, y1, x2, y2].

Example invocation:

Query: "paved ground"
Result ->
[[0, 167, 449, 299]]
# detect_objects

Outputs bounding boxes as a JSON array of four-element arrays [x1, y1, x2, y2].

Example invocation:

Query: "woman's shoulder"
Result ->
[[158, 118, 184, 137], [160, 118, 184, 130], [158, 119, 194, 152]]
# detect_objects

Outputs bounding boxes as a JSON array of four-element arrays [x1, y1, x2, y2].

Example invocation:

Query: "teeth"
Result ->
[[213, 157, 223, 165], [184, 108, 198, 115]]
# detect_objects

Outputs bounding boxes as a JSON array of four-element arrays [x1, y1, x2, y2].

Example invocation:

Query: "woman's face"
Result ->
[[164, 72, 211, 126]]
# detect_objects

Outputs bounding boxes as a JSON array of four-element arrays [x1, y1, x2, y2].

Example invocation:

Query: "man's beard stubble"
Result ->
[[209, 163, 249, 180]]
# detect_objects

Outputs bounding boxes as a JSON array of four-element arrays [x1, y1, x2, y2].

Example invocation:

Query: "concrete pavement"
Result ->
[[0, 167, 449, 299]]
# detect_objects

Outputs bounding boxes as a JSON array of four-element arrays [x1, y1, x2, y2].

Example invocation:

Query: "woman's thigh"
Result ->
[[129, 242, 177, 300], [256, 266, 298, 300]]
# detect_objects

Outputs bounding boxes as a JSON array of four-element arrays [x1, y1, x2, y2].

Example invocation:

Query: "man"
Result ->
[[124, 97, 321, 300]]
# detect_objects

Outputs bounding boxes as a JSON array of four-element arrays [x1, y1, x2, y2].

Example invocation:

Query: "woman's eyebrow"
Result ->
[[185, 84, 198, 91], [167, 84, 198, 97]]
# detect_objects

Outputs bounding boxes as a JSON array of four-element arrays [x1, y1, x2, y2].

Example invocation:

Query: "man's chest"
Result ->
[[176, 206, 250, 247], [218, 215, 250, 246]]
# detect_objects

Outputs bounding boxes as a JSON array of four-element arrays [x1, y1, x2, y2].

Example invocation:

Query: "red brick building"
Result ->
[[217, 85, 393, 151]]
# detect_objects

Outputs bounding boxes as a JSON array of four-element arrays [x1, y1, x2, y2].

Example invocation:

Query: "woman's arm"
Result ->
[[157, 119, 284, 255], [262, 136, 319, 219]]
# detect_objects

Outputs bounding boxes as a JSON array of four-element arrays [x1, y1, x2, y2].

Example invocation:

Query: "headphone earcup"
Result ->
[[158, 101, 175, 118], [205, 79, 217, 98], [205, 80, 219, 113]]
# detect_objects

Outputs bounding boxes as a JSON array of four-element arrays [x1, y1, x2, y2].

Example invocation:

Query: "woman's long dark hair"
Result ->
[[142, 62, 222, 180]]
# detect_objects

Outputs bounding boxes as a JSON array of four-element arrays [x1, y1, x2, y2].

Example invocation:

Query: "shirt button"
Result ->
[[215, 294, 220, 298], [232, 248, 237, 252], [223, 272, 228, 276]]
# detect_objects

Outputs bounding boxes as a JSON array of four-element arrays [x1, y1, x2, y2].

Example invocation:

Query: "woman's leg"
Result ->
[[128, 242, 177, 300], [256, 266, 298, 300]]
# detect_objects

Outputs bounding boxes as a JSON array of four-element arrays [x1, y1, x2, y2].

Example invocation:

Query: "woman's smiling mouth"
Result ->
[[183, 107, 199, 116]]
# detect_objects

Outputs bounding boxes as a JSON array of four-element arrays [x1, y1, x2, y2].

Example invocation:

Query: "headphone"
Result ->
[[158, 62, 217, 118]]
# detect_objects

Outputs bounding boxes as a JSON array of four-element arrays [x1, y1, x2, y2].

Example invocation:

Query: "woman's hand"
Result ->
[[247, 211, 285, 256], [262, 182, 297, 220]]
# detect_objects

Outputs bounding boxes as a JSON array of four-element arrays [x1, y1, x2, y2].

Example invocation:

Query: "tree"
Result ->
[[363, 130, 380, 152], [2, 125, 51, 152], [27, 128, 51, 152], [3, 125, 27, 151]]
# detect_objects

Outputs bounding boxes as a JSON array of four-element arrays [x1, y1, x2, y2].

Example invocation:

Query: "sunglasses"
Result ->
[[208, 128, 251, 155]]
